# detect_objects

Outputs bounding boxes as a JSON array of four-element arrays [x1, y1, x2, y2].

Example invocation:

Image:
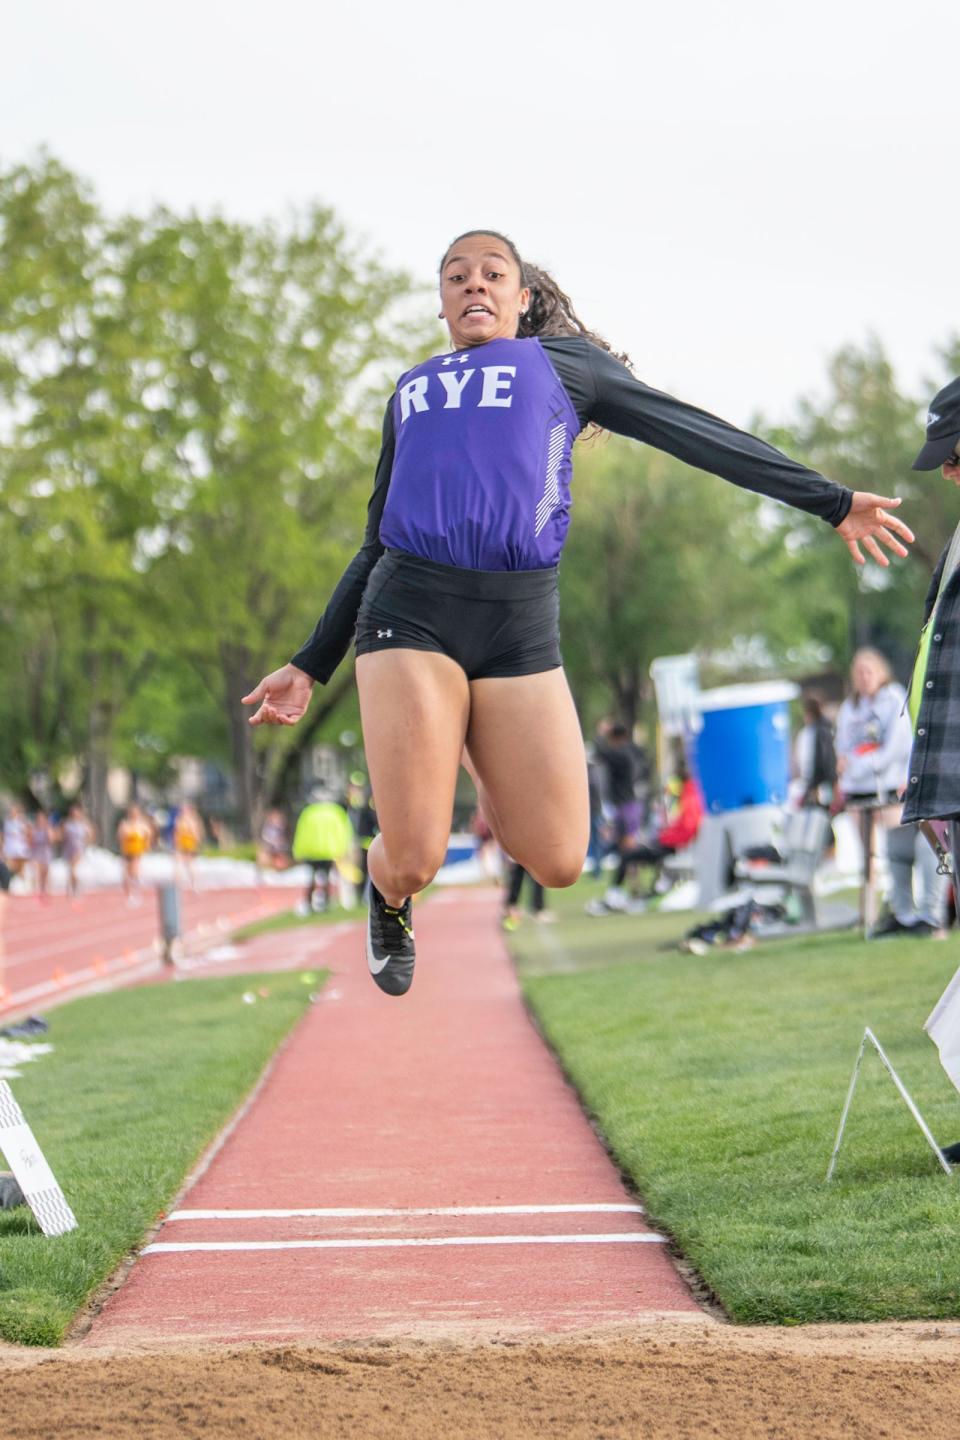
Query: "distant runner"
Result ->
[[61, 803, 94, 898], [28, 811, 57, 900], [172, 801, 204, 891], [2, 804, 30, 884], [117, 804, 153, 902]]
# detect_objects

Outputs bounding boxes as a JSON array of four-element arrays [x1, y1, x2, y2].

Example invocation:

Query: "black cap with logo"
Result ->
[[912, 378, 960, 470]]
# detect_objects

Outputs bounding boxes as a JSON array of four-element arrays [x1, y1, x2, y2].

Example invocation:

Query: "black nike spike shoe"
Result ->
[[367, 884, 416, 996]]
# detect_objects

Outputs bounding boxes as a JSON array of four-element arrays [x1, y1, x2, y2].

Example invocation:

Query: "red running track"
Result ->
[[84, 887, 701, 1345], [0, 887, 296, 1020]]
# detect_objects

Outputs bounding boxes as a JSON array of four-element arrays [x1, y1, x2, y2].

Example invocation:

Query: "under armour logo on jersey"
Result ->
[[377, 628, 393, 639], [442, 352, 471, 365]]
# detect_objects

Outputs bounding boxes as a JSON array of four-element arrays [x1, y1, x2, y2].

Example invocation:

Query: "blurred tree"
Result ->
[[110, 205, 427, 831], [560, 435, 771, 731], [0, 155, 157, 833], [758, 337, 960, 681], [0, 155, 431, 835], [559, 339, 951, 738]]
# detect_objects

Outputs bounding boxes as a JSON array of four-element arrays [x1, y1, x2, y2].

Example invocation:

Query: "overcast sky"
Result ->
[[4, 0, 957, 426]]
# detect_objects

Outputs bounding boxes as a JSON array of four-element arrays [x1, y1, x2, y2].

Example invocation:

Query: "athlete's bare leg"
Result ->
[[356, 650, 470, 907], [465, 669, 589, 889]]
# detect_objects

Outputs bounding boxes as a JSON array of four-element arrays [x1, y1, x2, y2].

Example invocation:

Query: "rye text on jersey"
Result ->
[[398, 363, 516, 421], [381, 337, 579, 572]]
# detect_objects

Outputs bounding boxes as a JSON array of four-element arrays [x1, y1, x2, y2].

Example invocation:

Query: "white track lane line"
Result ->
[[168, 1203, 645, 1220], [144, 1233, 666, 1254]]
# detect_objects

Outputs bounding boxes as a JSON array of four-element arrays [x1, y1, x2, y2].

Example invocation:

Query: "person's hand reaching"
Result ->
[[836, 493, 914, 567], [242, 664, 314, 727]]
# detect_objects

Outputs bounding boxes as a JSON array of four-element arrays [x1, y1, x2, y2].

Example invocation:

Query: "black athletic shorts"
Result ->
[[355, 549, 562, 680]]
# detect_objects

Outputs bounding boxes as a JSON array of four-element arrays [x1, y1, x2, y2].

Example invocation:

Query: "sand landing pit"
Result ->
[[4, 1320, 960, 1439]]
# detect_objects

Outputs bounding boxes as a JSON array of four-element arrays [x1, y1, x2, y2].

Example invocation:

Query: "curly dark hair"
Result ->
[[439, 229, 631, 369]]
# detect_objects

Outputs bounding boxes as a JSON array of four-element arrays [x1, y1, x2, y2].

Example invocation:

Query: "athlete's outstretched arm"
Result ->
[[833, 492, 913, 567], [584, 345, 913, 565], [243, 401, 396, 727]]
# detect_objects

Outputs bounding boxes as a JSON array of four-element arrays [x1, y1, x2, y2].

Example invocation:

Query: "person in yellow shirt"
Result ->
[[292, 788, 354, 915], [117, 803, 153, 902], [173, 801, 204, 891]]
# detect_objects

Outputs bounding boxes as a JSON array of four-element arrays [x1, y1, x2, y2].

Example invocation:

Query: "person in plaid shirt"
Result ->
[[902, 379, 960, 870], [902, 379, 960, 1162]]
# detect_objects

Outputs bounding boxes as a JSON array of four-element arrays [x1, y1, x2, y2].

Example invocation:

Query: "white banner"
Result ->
[[0, 1081, 77, 1237], [925, 966, 960, 1097]]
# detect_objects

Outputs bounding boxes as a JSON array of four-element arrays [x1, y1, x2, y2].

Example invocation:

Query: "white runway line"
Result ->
[[167, 1203, 645, 1221], [144, 1232, 666, 1254]]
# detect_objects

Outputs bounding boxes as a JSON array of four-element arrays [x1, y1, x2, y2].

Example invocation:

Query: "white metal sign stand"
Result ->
[[0, 1080, 77, 1236], [826, 1027, 952, 1181]]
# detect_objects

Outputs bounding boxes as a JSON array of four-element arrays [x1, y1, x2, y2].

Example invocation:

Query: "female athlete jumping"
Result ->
[[244, 230, 913, 996]]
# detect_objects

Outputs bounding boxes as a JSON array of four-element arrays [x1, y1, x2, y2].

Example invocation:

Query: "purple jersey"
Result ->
[[380, 337, 579, 571]]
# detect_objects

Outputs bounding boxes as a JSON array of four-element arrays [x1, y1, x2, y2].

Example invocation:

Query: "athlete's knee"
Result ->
[[527, 849, 584, 890], [393, 865, 438, 897], [386, 847, 446, 898]]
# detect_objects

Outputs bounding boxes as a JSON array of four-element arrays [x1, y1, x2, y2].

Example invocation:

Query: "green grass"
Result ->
[[0, 972, 317, 1345], [232, 903, 364, 941], [511, 879, 960, 1323], [201, 842, 257, 860], [233, 883, 438, 942]]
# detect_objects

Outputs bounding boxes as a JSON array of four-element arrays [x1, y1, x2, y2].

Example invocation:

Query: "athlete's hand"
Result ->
[[836, 493, 914, 567], [242, 664, 314, 727]]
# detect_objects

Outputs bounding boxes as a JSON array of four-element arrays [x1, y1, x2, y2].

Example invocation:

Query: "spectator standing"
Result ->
[[501, 860, 553, 930], [292, 788, 354, 915], [594, 720, 640, 851], [836, 647, 945, 937], [794, 697, 837, 809], [347, 786, 378, 893], [902, 379, 960, 860], [257, 808, 291, 873], [584, 744, 606, 874], [901, 379, 960, 1155]]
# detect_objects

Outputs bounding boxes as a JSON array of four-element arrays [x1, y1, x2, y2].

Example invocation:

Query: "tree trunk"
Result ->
[[261, 669, 356, 811], [220, 642, 259, 840], [85, 696, 114, 844], [611, 662, 644, 734]]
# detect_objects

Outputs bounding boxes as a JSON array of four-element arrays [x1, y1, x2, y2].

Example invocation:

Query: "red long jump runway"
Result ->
[[0, 887, 295, 1019], [84, 888, 701, 1346]]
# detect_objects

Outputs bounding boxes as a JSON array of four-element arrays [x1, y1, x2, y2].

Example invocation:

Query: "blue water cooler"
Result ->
[[691, 681, 799, 814]]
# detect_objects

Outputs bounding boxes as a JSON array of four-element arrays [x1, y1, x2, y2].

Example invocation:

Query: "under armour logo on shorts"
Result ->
[[377, 629, 393, 639]]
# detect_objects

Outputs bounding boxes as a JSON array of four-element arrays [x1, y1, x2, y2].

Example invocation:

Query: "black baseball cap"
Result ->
[[912, 378, 960, 470]]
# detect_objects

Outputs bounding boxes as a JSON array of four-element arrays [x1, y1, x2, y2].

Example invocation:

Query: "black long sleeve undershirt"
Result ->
[[290, 336, 853, 683], [290, 404, 393, 682]]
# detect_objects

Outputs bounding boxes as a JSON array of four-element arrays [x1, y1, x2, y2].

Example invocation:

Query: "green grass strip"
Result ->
[[233, 904, 363, 942], [0, 971, 318, 1345], [512, 880, 960, 1324]]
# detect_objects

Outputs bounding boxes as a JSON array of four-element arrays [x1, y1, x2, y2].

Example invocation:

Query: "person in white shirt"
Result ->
[[836, 648, 946, 937]]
